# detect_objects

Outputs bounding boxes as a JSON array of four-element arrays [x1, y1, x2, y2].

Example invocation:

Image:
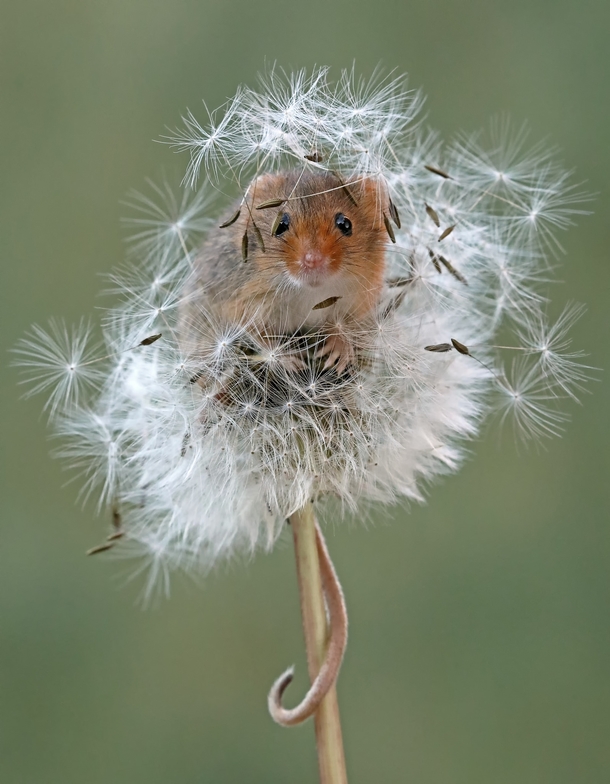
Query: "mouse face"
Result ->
[[247, 170, 389, 294]]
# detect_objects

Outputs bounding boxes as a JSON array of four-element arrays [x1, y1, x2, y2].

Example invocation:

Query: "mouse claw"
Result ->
[[280, 353, 306, 372], [315, 334, 355, 374]]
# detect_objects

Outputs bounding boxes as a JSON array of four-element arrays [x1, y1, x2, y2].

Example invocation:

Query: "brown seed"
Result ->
[[389, 198, 402, 228], [428, 249, 442, 273], [241, 230, 248, 262], [342, 184, 358, 207], [425, 203, 440, 227], [255, 198, 285, 210], [332, 171, 359, 206], [383, 289, 407, 317], [383, 214, 396, 243], [253, 221, 266, 252], [271, 211, 284, 237], [424, 165, 452, 179], [425, 343, 454, 353], [451, 338, 470, 355], [305, 152, 324, 163], [387, 276, 413, 287], [439, 255, 467, 284], [112, 507, 121, 529], [181, 430, 191, 457], [219, 208, 241, 228], [107, 531, 125, 542], [438, 225, 456, 242], [312, 296, 342, 310], [86, 542, 115, 556], [139, 333, 162, 346]]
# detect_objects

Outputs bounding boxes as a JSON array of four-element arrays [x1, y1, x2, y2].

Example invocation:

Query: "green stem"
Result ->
[[289, 503, 348, 784]]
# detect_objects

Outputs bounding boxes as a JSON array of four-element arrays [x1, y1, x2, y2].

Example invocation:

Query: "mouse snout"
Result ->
[[300, 249, 330, 271]]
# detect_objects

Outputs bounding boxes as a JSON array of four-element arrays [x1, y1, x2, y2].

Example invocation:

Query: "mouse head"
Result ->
[[244, 170, 392, 291]]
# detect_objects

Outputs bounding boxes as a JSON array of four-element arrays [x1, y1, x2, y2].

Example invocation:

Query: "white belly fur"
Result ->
[[271, 270, 363, 332]]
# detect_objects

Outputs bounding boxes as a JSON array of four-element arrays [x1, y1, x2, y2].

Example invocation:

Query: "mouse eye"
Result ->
[[272, 212, 290, 237], [335, 213, 352, 236]]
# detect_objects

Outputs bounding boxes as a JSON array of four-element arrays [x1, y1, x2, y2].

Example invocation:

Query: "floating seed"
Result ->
[[219, 208, 241, 228], [389, 198, 402, 228], [451, 338, 470, 355], [438, 225, 455, 242], [255, 198, 285, 210], [383, 214, 396, 243], [241, 230, 249, 262], [439, 255, 467, 284], [253, 221, 266, 252], [425, 203, 440, 227], [383, 289, 407, 317], [428, 248, 442, 273], [387, 276, 413, 287], [107, 531, 124, 542], [312, 296, 342, 310], [181, 431, 191, 457], [333, 172, 358, 206], [86, 542, 114, 556], [425, 343, 453, 353], [139, 333, 162, 346], [424, 165, 452, 179], [305, 152, 324, 163], [271, 211, 284, 237]]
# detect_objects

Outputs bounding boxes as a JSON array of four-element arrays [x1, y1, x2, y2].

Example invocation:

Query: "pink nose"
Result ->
[[301, 250, 329, 270]]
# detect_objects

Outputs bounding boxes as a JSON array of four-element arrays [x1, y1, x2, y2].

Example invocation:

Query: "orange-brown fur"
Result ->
[[182, 170, 390, 350]]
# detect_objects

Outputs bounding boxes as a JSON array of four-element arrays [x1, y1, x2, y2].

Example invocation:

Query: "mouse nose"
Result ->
[[301, 249, 329, 271]]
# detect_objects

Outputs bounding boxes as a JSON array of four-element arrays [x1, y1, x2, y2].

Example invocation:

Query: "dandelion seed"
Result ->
[[425, 343, 454, 353], [450, 339, 470, 355], [425, 164, 452, 179], [107, 531, 124, 542], [312, 297, 342, 310], [425, 203, 441, 227], [256, 198, 286, 210], [12, 319, 103, 418], [383, 214, 396, 243], [438, 225, 455, 241], [219, 208, 241, 228], [86, 543, 115, 556], [139, 333, 162, 346]]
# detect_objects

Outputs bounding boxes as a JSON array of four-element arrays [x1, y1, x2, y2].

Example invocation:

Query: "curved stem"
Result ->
[[268, 503, 349, 784], [268, 515, 348, 725]]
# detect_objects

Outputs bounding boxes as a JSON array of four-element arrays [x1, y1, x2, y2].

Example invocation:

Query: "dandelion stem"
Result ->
[[290, 503, 348, 784]]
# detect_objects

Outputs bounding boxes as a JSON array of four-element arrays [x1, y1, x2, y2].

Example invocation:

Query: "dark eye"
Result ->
[[335, 213, 352, 236], [273, 212, 290, 237]]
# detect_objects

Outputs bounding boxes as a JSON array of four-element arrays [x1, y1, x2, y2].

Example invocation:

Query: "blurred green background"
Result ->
[[1, 1, 609, 782]]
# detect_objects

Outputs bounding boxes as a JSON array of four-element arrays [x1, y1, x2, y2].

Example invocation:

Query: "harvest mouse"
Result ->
[[182, 169, 394, 372]]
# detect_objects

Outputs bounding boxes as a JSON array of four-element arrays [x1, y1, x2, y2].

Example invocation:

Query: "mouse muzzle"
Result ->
[[296, 248, 335, 287]]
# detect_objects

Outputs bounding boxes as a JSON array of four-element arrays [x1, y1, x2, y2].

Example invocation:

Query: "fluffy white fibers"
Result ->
[[15, 68, 591, 590]]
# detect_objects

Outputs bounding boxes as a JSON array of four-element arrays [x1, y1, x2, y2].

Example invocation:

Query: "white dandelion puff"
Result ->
[[515, 302, 594, 399], [16, 67, 591, 591], [122, 177, 216, 259], [494, 358, 571, 442], [13, 319, 104, 418]]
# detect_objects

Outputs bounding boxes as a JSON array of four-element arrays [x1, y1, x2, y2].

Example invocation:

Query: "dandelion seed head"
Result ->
[[15, 67, 593, 595]]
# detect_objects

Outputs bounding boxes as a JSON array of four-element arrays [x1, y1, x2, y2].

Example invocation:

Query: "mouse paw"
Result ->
[[315, 333, 355, 374], [258, 341, 306, 372], [279, 353, 307, 372]]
